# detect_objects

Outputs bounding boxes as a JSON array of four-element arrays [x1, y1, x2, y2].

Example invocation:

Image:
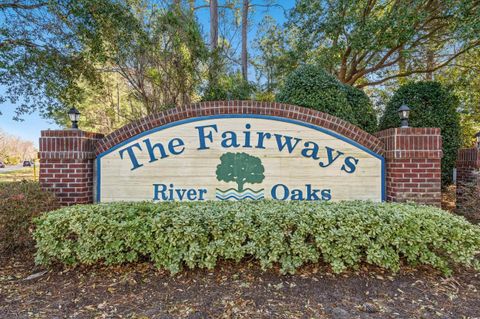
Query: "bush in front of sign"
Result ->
[[276, 65, 378, 133], [33, 201, 480, 275]]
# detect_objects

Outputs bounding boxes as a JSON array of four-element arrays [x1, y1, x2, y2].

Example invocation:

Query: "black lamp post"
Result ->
[[68, 107, 80, 129], [397, 103, 410, 128], [475, 131, 480, 149]]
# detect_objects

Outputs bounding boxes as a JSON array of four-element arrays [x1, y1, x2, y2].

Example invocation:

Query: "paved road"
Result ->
[[0, 164, 25, 173]]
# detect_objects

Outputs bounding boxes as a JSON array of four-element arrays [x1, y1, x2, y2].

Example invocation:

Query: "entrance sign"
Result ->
[[96, 115, 385, 202]]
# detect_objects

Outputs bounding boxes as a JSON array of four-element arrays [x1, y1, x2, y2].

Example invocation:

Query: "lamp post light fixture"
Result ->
[[68, 107, 81, 129], [475, 131, 480, 149], [397, 103, 411, 128]]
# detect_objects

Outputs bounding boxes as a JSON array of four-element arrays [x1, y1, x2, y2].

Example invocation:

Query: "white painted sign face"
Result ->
[[96, 115, 385, 202]]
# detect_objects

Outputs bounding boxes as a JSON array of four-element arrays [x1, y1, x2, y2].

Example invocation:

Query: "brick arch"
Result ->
[[95, 100, 384, 156]]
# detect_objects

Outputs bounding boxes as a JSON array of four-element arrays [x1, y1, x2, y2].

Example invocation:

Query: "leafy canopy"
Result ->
[[285, 0, 480, 87], [0, 0, 138, 119], [436, 48, 480, 147]]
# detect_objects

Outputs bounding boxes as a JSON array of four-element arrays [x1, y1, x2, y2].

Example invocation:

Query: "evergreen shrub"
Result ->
[[380, 81, 461, 185], [276, 65, 377, 133], [34, 200, 480, 275]]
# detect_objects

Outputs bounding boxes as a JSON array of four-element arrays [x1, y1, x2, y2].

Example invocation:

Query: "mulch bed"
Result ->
[[1, 252, 479, 319]]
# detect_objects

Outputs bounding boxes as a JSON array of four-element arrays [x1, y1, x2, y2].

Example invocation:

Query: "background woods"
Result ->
[[0, 0, 479, 157], [0, 129, 35, 164]]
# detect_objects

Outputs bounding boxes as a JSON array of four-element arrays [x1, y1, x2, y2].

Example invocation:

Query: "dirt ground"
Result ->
[[442, 185, 456, 212], [1, 253, 479, 319]]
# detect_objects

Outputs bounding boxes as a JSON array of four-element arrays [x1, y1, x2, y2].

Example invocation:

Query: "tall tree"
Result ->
[[210, 0, 219, 50], [241, 0, 249, 80], [111, 6, 208, 113], [286, 0, 480, 87], [240, 1, 282, 81], [437, 48, 480, 147], [0, 0, 138, 119], [253, 16, 294, 94]]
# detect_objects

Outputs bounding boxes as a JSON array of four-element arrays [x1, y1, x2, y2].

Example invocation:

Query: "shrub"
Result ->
[[379, 81, 461, 185], [457, 183, 480, 223], [34, 200, 480, 275], [343, 84, 378, 133], [276, 65, 377, 133], [0, 181, 59, 254]]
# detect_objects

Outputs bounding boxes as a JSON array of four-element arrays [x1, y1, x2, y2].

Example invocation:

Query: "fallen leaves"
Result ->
[[0, 256, 479, 318]]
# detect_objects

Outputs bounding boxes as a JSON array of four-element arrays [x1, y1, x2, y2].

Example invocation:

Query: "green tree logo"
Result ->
[[216, 152, 265, 192]]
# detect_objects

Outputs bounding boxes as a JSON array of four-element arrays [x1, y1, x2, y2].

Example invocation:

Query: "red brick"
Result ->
[[377, 127, 442, 207]]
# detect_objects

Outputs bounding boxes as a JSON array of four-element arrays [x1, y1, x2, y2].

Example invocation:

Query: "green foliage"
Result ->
[[276, 65, 377, 133], [203, 72, 255, 101], [253, 16, 296, 94], [0, 181, 58, 254], [286, 0, 480, 87], [343, 84, 378, 133], [0, 0, 138, 119], [129, 7, 208, 110], [380, 81, 461, 185], [437, 49, 480, 147], [34, 201, 480, 275], [216, 152, 265, 192]]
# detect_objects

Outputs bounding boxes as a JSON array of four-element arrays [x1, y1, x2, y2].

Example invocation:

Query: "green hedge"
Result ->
[[34, 201, 480, 275], [276, 65, 378, 133], [380, 81, 461, 185]]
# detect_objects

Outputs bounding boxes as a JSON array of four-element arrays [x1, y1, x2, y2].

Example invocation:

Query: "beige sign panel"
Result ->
[[96, 115, 385, 202]]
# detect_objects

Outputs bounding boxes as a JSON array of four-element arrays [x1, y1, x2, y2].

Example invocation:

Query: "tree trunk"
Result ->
[[241, 0, 249, 81], [210, 0, 218, 50], [237, 180, 244, 192], [426, 49, 435, 80], [397, 47, 407, 85]]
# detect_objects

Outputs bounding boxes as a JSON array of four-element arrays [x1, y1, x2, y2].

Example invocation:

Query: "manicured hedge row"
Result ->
[[34, 201, 480, 275]]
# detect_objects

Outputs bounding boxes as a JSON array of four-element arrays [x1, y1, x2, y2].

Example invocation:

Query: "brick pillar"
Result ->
[[376, 128, 443, 207], [39, 130, 104, 206], [456, 148, 480, 208]]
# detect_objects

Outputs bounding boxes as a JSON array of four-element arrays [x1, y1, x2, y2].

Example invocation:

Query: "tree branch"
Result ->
[[358, 41, 480, 87], [0, 1, 47, 10]]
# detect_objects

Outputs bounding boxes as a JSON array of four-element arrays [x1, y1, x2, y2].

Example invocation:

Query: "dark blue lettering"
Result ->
[[153, 184, 168, 200], [221, 131, 240, 148], [341, 156, 359, 174], [271, 184, 289, 200], [243, 124, 252, 148], [119, 143, 144, 170], [143, 138, 168, 163], [168, 138, 185, 155], [321, 189, 332, 201], [274, 134, 302, 153], [196, 124, 218, 150], [301, 141, 320, 159], [306, 184, 321, 200], [256, 132, 272, 149], [319, 147, 344, 168]]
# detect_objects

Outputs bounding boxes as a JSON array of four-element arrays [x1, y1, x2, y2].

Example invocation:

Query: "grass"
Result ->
[[0, 166, 39, 182]]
